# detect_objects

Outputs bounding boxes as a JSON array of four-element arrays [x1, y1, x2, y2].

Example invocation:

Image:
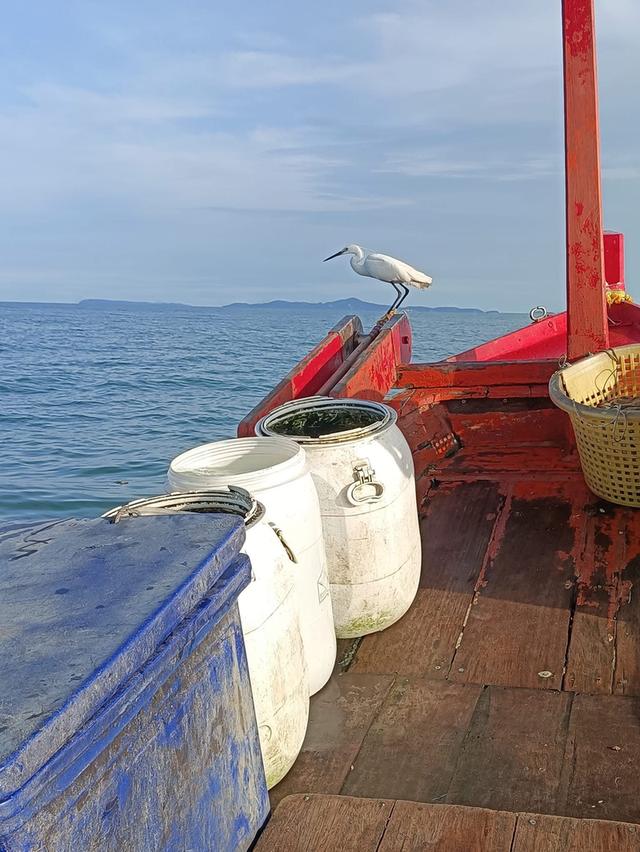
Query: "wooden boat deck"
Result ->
[[255, 795, 640, 851], [267, 386, 640, 845]]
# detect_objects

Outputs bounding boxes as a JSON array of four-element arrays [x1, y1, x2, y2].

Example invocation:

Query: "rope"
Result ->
[[606, 289, 633, 306]]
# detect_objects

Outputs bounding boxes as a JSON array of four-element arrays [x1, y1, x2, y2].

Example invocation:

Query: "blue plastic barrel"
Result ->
[[0, 515, 269, 851]]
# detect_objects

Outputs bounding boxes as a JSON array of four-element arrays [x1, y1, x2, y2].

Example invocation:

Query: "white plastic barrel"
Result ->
[[102, 489, 309, 789], [256, 397, 421, 639], [167, 438, 336, 695]]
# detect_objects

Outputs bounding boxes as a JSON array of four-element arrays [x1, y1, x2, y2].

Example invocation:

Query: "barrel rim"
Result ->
[[167, 436, 307, 491], [256, 396, 397, 445], [103, 489, 266, 529]]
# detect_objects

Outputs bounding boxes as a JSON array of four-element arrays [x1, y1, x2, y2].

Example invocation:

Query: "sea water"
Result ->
[[0, 301, 525, 521]]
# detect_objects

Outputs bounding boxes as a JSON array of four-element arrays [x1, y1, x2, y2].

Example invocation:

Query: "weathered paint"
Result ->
[[0, 517, 269, 851], [604, 231, 625, 290], [238, 314, 411, 436], [562, 0, 609, 358], [450, 314, 569, 362], [448, 301, 640, 363], [397, 360, 559, 390], [330, 314, 412, 400]]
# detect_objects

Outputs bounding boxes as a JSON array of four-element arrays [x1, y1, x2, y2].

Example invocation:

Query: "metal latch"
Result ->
[[346, 460, 385, 505]]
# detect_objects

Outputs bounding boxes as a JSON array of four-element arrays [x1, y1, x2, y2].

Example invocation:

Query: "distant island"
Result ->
[[74, 297, 504, 315]]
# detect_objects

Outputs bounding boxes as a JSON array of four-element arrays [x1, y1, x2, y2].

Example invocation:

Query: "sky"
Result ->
[[0, 0, 638, 312]]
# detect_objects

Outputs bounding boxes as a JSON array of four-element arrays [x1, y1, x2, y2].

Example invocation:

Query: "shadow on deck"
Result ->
[[269, 391, 640, 833]]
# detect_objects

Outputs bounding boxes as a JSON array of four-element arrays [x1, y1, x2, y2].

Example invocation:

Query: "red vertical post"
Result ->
[[604, 231, 625, 290], [562, 0, 609, 359]]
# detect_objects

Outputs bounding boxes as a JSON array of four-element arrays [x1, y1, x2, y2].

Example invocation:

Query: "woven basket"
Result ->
[[549, 345, 640, 507]]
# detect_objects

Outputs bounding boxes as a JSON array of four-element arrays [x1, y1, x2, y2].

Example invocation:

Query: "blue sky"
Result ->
[[0, 0, 638, 311]]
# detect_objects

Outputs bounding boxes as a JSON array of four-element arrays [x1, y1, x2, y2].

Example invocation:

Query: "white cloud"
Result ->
[[379, 151, 559, 181], [0, 83, 404, 215], [218, 51, 361, 88], [1, 0, 638, 305]]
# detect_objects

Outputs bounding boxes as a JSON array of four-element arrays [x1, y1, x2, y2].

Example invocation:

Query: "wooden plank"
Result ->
[[254, 794, 393, 851], [399, 402, 460, 500], [260, 795, 640, 851], [350, 482, 503, 677], [269, 673, 393, 809], [562, 0, 609, 358], [565, 502, 625, 695], [330, 314, 411, 401], [237, 315, 362, 437], [448, 686, 572, 814], [450, 313, 567, 363], [514, 812, 640, 851], [442, 446, 580, 476], [378, 800, 516, 851], [560, 693, 640, 823], [612, 510, 640, 696], [397, 359, 558, 390], [604, 232, 625, 288], [450, 483, 579, 690], [445, 399, 569, 453], [342, 678, 481, 802]]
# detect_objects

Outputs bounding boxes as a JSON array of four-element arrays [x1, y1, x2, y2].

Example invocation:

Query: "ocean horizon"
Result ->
[[1, 300, 526, 523]]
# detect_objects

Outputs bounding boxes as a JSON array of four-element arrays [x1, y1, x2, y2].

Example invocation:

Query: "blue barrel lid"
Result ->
[[0, 513, 245, 799]]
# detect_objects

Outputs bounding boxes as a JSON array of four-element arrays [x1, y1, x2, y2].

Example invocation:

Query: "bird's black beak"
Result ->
[[322, 248, 348, 262]]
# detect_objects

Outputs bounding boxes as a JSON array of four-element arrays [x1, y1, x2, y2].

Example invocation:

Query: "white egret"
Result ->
[[323, 244, 433, 315]]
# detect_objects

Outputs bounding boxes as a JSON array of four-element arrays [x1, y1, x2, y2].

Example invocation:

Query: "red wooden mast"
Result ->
[[562, 0, 609, 359]]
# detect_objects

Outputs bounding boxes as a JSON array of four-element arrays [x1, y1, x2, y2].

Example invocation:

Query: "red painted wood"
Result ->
[[450, 303, 640, 364], [237, 314, 411, 436], [237, 315, 362, 437], [397, 360, 558, 390], [329, 314, 412, 401], [563, 0, 609, 358], [604, 231, 625, 289], [450, 314, 568, 362]]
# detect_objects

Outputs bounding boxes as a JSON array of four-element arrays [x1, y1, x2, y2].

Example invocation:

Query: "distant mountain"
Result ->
[[219, 297, 501, 314], [77, 297, 502, 315]]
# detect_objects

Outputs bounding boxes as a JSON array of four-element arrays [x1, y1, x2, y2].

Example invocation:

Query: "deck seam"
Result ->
[[610, 510, 630, 695], [339, 675, 397, 795], [508, 814, 520, 852], [560, 494, 590, 694], [560, 575, 580, 693], [556, 690, 577, 816], [610, 619, 618, 695], [442, 684, 488, 806], [447, 486, 511, 679], [373, 799, 398, 852]]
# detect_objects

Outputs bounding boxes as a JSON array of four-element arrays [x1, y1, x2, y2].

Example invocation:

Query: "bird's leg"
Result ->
[[375, 284, 408, 331], [380, 283, 401, 323], [395, 284, 410, 312]]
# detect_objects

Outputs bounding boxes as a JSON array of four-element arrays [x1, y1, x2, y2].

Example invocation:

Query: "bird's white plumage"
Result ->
[[352, 251, 432, 287], [322, 243, 433, 316]]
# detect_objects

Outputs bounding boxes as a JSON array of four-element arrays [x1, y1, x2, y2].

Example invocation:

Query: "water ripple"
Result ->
[[1, 302, 525, 522]]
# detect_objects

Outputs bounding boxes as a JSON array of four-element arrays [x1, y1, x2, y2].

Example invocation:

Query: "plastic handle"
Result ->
[[268, 522, 298, 563], [346, 460, 385, 506]]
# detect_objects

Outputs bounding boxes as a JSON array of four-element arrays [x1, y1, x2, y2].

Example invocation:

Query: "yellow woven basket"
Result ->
[[549, 345, 640, 507]]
